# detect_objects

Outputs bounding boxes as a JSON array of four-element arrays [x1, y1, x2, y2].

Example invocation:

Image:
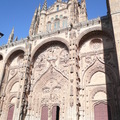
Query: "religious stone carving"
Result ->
[[7, 54, 24, 81], [29, 65, 68, 119], [33, 43, 69, 82], [34, 53, 46, 71], [85, 55, 92, 63]]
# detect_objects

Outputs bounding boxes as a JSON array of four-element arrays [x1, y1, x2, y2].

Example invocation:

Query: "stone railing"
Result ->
[[74, 16, 109, 29], [31, 27, 69, 40], [0, 38, 28, 50]]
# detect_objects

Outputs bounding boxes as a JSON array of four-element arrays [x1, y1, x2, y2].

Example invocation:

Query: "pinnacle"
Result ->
[[42, 0, 47, 11]]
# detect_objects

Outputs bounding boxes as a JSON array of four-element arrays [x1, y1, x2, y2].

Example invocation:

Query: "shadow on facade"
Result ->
[[101, 15, 120, 119], [78, 14, 120, 119]]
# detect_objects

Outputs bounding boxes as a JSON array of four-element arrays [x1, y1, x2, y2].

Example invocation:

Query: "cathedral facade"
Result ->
[[0, 0, 120, 120]]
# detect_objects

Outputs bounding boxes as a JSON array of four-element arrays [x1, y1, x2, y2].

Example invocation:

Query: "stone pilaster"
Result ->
[[15, 42, 31, 120], [108, 0, 120, 119], [108, 0, 120, 76], [68, 29, 78, 120]]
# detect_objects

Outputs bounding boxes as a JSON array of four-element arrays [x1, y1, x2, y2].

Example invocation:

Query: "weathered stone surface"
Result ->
[[0, 0, 120, 120]]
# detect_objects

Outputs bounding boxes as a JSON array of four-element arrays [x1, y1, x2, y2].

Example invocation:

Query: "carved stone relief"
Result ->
[[79, 35, 117, 78], [32, 42, 69, 82], [29, 65, 68, 119], [8, 54, 24, 81], [0, 52, 24, 120], [78, 34, 117, 120], [90, 39, 102, 50]]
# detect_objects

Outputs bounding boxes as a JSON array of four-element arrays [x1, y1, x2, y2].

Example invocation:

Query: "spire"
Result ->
[[38, 4, 41, 15], [32, 8, 38, 22], [80, 0, 87, 14], [14, 36, 18, 41], [38, 4, 41, 11], [81, 0, 86, 4], [34, 8, 38, 16], [79, 0, 87, 22], [8, 27, 14, 43], [29, 8, 38, 36], [42, 0, 47, 11]]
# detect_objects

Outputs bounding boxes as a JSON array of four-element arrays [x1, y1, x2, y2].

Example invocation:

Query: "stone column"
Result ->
[[108, 0, 120, 76]]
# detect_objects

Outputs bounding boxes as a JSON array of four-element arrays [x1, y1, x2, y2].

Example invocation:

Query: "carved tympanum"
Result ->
[[33, 42, 69, 81]]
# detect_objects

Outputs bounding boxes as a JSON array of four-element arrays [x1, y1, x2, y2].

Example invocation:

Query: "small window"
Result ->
[[62, 18, 67, 28], [47, 22, 51, 32], [55, 15, 58, 19], [60, 15, 63, 19], [51, 17, 54, 22], [57, 5, 59, 11], [54, 20, 60, 30]]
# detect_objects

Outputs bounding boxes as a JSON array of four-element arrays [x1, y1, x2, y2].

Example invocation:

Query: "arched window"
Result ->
[[62, 17, 68, 28], [94, 103, 111, 120], [41, 106, 48, 120], [52, 106, 60, 120], [47, 22, 51, 32], [7, 105, 14, 120], [56, 5, 59, 11], [54, 19, 60, 30]]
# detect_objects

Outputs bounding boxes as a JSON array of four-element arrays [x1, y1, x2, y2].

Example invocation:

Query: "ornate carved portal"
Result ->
[[78, 33, 116, 120], [32, 42, 69, 82], [26, 42, 69, 120], [0, 51, 24, 120]]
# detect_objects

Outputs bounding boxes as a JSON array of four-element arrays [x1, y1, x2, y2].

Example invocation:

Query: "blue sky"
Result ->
[[0, 0, 107, 46]]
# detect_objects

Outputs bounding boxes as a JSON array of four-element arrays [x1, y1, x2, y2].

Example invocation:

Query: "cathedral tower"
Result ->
[[107, 0, 120, 119], [107, 0, 120, 75]]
